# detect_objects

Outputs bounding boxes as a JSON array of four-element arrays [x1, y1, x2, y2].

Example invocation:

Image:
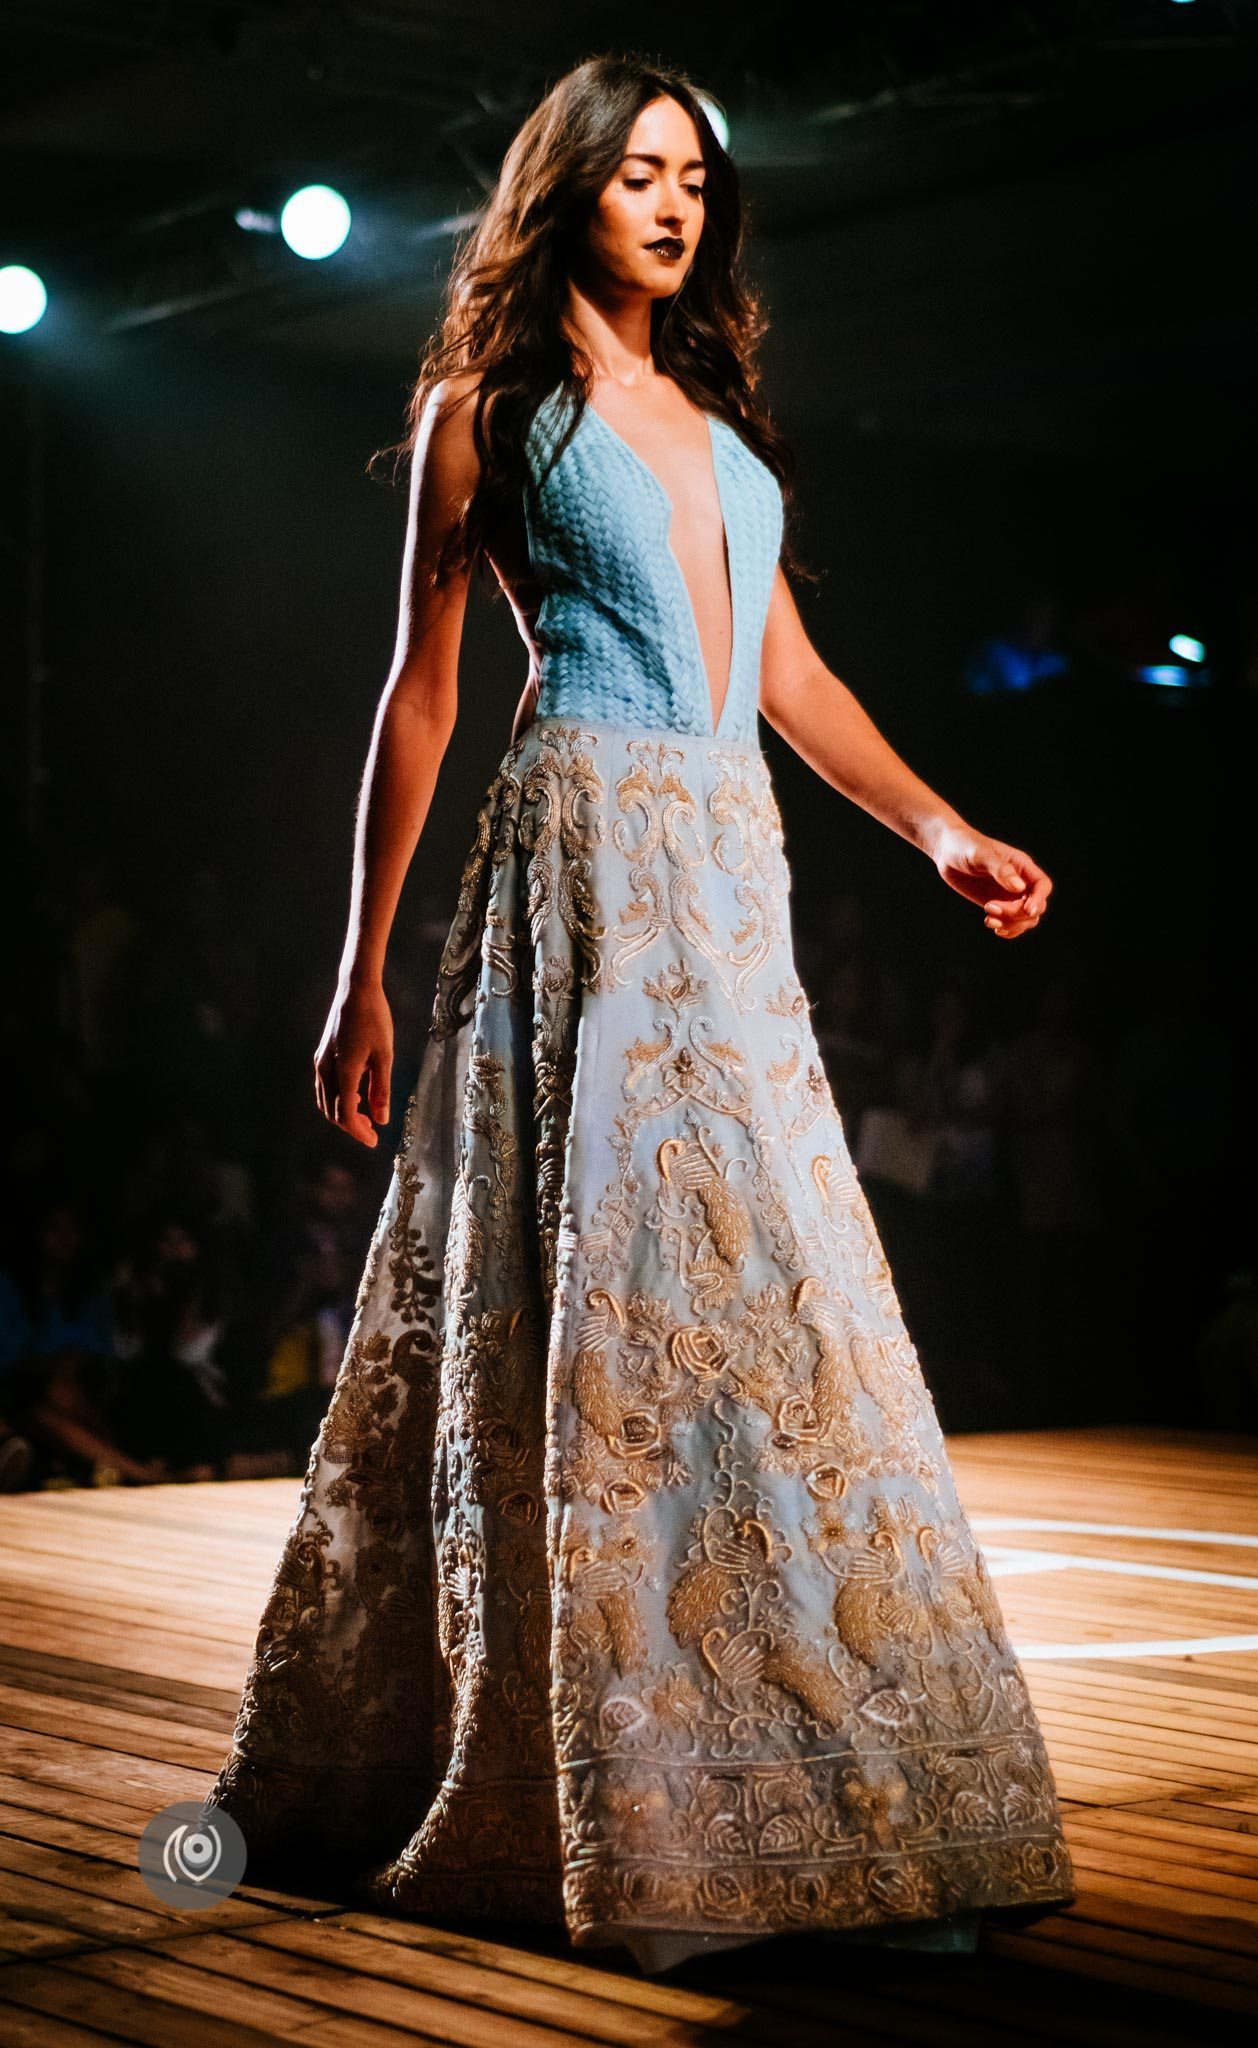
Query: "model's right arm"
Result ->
[[314, 373, 483, 1147]]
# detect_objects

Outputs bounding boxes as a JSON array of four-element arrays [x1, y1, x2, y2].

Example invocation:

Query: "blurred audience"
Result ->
[[1, 835, 1251, 1494]]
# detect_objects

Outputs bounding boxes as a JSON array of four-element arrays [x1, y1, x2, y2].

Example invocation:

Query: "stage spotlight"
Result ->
[[279, 185, 351, 261], [1137, 664, 1210, 688], [0, 263, 48, 334], [1169, 634, 1205, 663], [696, 93, 729, 151]]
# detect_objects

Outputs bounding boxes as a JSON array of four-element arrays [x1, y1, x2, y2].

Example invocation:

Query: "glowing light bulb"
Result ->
[[0, 264, 48, 333], [696, 94, 729, 152], [279, 185, 351, 261]]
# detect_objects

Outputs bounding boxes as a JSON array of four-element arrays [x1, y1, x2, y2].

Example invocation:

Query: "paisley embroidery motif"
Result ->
[[206, 716, 1074, 1951]]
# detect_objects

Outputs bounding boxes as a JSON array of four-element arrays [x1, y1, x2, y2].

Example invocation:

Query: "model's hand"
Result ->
[[928, 825, 1052, 939], [314, 979, 394, 1146]]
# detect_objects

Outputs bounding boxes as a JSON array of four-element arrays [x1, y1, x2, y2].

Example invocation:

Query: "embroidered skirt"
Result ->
[[206, 716, 1075, 1967]]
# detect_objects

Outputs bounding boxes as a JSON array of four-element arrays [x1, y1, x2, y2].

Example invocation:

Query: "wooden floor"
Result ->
[[1, 1425, 1256, 2046]]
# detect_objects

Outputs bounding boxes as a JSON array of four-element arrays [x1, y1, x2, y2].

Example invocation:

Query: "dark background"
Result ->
[[3, 2, 1256, 1488]]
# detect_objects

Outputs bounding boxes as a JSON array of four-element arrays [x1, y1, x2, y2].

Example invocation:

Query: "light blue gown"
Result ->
[[206, 383, 1075, 1974]]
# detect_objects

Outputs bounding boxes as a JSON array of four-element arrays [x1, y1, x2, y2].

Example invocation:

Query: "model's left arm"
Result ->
[[758, 566, 1051, 939]]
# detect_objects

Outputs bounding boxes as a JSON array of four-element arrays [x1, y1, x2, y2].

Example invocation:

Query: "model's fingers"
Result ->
[[981, 849, 1025, 893], [336, 1062, 381, 1146], [1008, 849, 1052, 906], [1025, 878, 1053, 916], [368, 1049, 392, 1124], [978, 844, 1034, 911], [335, 1104, 378, 1146], [332, 1067, 356, 1132]]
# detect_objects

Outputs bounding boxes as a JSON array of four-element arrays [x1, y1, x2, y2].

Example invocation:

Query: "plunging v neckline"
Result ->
[[581, 400, 738, 739]]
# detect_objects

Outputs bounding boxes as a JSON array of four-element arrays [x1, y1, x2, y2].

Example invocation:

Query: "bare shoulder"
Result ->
[[412, 370, 491, 502]]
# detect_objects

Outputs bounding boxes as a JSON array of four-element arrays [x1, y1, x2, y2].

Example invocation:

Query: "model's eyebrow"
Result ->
[[622, 151, 706, 174]]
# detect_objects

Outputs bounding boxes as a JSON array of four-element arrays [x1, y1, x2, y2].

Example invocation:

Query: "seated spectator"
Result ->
[[110, 1210, 235, 1480], [0, 1198, 166, 1488]]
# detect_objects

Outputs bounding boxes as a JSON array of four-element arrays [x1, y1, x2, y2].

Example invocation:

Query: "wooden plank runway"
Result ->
[[0, 1426, 1255, 2044]]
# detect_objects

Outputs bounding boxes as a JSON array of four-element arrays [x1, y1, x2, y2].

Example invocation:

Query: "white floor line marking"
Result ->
[[983, 1544, 1258, 1591], [1012, 1632, 1258, 1660], [959, 1516, 1258, 1658], [971, 1517, 1258, 1549]]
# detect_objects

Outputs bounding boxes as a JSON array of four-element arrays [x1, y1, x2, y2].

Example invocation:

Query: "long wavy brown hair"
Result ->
[[370, 51, 815, 591]]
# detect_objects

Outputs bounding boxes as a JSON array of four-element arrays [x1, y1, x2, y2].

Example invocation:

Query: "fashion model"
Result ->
[[206, 54, 1074, 1976]]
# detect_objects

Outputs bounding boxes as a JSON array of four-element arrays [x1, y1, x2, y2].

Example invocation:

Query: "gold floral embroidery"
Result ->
[[206, 718, 1074, 1950], [606, 740, 789, 1013], [519, 728, 608, 991]]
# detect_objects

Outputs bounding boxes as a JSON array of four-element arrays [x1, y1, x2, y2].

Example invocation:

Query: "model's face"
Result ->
[[585, 94, 708, 300]]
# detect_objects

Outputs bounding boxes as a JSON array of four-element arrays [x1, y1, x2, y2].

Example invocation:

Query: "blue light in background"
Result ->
[[1137, 665, 1210, 688], [964, 635, 1070, 696]]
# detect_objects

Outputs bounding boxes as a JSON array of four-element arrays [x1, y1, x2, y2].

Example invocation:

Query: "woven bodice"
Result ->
[[522, 386, 784, 743]]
